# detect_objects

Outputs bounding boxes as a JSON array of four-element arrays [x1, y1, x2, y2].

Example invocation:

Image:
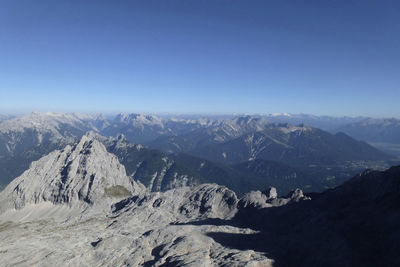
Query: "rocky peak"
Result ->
[[0, 134, 144, 214]]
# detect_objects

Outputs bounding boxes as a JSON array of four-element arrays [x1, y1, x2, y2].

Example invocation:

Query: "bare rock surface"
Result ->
[[238, 187, 310, 210], [0, 134, 144, 220], [0, 134, 273, 266]]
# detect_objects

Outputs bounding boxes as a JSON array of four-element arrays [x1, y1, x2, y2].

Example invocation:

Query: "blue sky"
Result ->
[[0, 0, 399, 117]]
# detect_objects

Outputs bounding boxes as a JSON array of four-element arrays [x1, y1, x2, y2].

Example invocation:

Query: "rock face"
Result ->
[[0, 134, 143, 217], [0, 164, 272, 266]]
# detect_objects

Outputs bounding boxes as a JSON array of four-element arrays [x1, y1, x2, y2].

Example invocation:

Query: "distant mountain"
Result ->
[[0, 115, 14, 123], [262, 113, 366, 131], [149, 116, 271, 153], [170, 153, 330, 195], [101, 113, 209, 144], [161, 113, 367, 131], [337, 118, 400, 144], [190, 124, 392, 165], [99, 134, 321, 195], [0, 112, 394, 195], [0, 111, 102, 157], [335, 118, 400, 157]]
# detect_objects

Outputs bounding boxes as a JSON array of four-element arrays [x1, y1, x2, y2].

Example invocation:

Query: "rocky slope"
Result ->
[[0, 137, 279, 266], [0, 134, 143, 219], [99, 133, 204, 192]]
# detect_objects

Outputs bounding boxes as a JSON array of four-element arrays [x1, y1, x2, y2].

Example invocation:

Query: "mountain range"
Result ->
[[0, 112, 396, 195], [336, 118, 400, 144], [0, 132, 398, 266], [336, 118, 400, 156], [186, 124, 391, 165]]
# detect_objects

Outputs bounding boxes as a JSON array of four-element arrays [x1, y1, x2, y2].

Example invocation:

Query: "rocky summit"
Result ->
[[0, 134, 144, 221]]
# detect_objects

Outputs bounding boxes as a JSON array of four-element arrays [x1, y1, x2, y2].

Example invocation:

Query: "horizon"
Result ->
[[1, 110, 399, 120], [1, 1, 399, 117]]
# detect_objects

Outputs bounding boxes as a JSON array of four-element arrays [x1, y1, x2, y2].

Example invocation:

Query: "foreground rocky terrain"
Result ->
[[0, 135, 275, 266], [0, 134, 399, 266]]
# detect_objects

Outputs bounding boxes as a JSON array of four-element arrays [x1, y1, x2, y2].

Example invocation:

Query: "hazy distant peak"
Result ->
[[277, 124, 313, 134]]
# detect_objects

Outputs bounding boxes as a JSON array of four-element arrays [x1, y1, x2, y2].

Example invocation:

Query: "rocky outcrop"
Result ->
[[112, 184, 238, 223], [238, 186, 310, 210]]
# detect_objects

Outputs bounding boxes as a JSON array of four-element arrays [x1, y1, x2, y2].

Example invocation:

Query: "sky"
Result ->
[[0, 0, 399, 117]]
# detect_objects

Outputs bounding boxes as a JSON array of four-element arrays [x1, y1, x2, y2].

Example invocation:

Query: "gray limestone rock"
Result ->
[[0, 134, 144, 217]]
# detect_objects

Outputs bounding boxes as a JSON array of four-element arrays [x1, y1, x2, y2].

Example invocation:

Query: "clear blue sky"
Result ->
[[0, 0, 399, 117]]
